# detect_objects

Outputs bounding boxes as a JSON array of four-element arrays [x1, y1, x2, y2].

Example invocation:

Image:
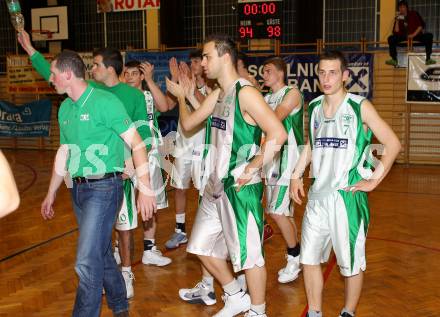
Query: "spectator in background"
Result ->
[[97, 0, 113, 13], [0, 150, 19, 218], [386, 0, 435, 66]]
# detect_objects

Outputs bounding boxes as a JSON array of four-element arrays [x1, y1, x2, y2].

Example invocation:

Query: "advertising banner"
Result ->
[[7, 55, 54, 94], [0, 99, 52, 137], [97, 0, 160, 13], [246, 53, 374, 101]]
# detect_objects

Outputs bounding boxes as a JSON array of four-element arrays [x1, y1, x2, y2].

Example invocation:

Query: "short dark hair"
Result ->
[[263, 56, 286, 75], [205, 34, 238, 67], [124, 60, 141, 69], [189, 49, 203, 60], [93, 48, 123, 76], [54, 50, 86, 79], [398, 0, 408, 8], [319, 50, 348, 72]]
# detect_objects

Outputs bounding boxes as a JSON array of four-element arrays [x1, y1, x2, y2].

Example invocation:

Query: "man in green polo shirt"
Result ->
[[17, 33, 156, 317], [17, 31, 153, 299]]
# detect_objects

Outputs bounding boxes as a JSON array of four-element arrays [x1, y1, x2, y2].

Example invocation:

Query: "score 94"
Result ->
[[267, 25, 281, 38], [239, 26, 254, 39]]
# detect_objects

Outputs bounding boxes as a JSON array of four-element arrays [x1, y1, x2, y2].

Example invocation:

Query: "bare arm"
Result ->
[[41, 145, 69, 220], [236, 86, 287, 189], [166, 77, 217, 131], [393, 18, 400, 34], [140, 62, 170, 112], [120, 127, 156, 221], [409, 26, 423, 38], [17, 30, 36, 56], [350, 100, 401, 192], [0, 151, 20, 218], [273, 88, 301, 121], [166, 57, 180, 110], [290, 140, 312, 205]]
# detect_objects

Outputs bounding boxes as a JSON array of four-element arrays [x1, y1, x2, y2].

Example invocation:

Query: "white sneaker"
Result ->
[[121, 271, 134, 299], [277, 254, 301, 283], [213, 290, 251, 317], [244, 310, 268, 317], [114, 247, 121, 265], [178, 281, 216, 305], [142, 246, 172, 266], [236, 274, 247, 292]]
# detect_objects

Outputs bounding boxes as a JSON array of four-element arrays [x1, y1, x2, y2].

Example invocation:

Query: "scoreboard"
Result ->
[[237, 0, 283, 40]]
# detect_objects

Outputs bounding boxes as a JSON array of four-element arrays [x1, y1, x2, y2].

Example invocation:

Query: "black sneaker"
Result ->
[[339, 312, 354, 317]]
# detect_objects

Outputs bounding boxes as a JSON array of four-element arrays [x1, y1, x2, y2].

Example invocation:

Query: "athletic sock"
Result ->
[[287, 244, 300, 257], [223, 279, 241, 295], [307, 310, 322, 317], [121, 266, 131, 273], [250, 303, 266, 315], [202, 276, 214, 288], [143, 239, 155, 251], [341, 308, 355, 316], [176, 213, 186, 232]]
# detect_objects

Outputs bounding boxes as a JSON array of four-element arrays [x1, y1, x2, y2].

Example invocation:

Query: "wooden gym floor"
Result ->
[[0, 149, 439, 316]]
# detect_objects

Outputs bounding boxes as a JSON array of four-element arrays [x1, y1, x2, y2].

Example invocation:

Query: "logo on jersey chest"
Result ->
[[341, 114, 353, 135], [315, 137, 348, 149], [80, 113, 90, 121], [341, 114, 353, 124], [211, 116, 227, 130]]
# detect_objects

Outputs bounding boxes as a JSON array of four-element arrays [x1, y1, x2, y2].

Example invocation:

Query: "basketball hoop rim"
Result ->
[[31, 29, 53, 40]]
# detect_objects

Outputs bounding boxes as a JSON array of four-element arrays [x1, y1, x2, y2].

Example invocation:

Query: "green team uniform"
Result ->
[[187, 79, 265, 272], [263, 85, 304, 216], [143, 90, 168, 210], [300, 93, 373, 277]]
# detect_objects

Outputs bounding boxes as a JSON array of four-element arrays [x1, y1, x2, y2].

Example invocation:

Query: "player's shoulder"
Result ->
[[346, 92, 365, 106]]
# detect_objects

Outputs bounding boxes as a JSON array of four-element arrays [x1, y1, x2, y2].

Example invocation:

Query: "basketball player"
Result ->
[[261, 56, 303, 283], [166, 50, 209, 249], [167, 34, 287, 317], [121, 60, 172, 268], [290, 51, 401, 317]]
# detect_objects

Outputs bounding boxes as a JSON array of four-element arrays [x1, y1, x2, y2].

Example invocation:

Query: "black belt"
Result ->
[[72, 172, 122, 184]]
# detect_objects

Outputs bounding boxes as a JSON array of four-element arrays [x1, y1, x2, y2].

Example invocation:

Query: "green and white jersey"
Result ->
[[263, 85, 304, 186], [204, 78, 262, 197], [308, 93, 373, 199], [144, 90, 162, 151], [173, 86, 207, 159]]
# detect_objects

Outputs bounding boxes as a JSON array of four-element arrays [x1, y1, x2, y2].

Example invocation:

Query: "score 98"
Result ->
[[267, 25, 281, 38]]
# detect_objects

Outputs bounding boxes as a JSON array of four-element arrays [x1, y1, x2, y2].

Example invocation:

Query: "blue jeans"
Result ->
[[71, 176, 128, 317]]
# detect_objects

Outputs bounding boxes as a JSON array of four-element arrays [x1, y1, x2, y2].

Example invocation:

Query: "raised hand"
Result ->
[[179, 61, 192, 80], [17, 30, 36, 56], [169, 57, 179, 82], [139, 62, 154, 81], [166, 77, 185, 99]]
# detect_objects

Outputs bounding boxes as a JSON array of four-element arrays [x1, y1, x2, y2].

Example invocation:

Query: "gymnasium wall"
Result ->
[[1, 50, 439, 164]]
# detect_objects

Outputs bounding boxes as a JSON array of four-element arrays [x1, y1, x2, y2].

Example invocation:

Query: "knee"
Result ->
[[74, 262, 102, 287]]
